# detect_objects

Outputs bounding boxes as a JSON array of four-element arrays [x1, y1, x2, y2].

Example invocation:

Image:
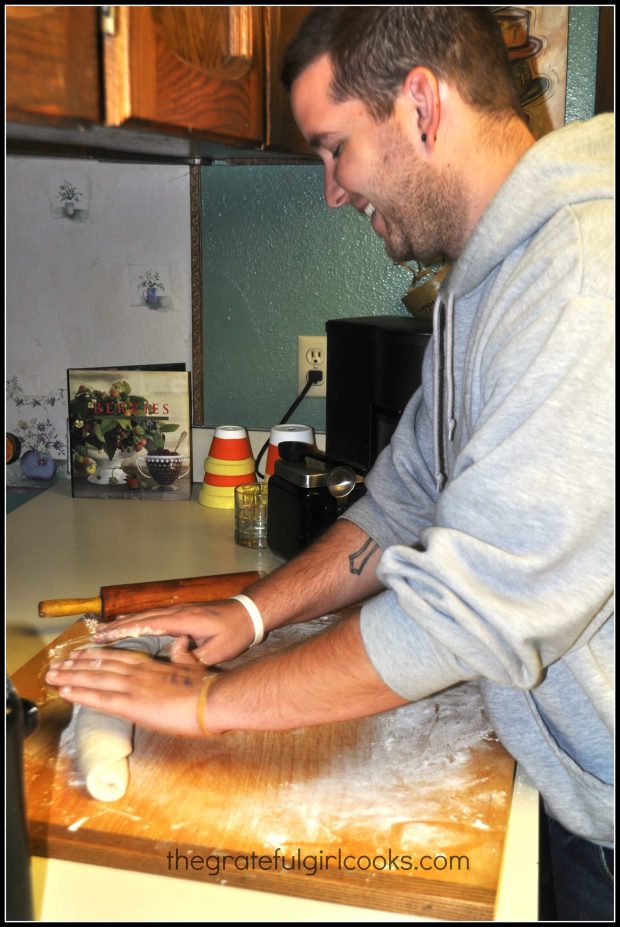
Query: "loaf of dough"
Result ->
[[72, 634, 175, 801], [74, 707, 133, 802]]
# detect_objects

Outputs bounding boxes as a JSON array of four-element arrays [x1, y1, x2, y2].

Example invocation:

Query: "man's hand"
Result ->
[[45, 647, 216, 736], [93, 599, 257, 666], [46, 610, 408, 735]]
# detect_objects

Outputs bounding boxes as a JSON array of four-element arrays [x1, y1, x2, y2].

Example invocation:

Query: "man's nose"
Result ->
[[323, 166, 350, 209]]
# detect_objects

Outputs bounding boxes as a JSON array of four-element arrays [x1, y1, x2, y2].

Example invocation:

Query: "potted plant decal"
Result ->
[[56, 179, 82, 218], [137, 270, 166, 307], [13, 417, 66, 481]]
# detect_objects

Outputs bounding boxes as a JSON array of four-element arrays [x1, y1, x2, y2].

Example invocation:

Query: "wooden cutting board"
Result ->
[[13, 616, 516, 920]]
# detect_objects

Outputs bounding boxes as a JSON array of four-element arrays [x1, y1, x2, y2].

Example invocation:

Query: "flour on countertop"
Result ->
[[212, 614, 507, 854]]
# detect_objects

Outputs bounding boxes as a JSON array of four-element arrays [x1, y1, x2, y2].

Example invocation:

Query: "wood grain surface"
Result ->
[[14, 615, 515, 920], [6, 7, 101, 125], [111, 7, 264, 142], [38, 570, 261, 619]]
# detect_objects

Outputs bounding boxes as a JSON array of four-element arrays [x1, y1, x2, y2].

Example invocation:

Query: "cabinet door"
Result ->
[[264, 6, 317, 156], [103, 6, 264, 145], [6, 6, 101, 126]]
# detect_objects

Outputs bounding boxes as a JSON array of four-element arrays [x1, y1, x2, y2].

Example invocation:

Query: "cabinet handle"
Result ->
[[228, 7, 253, 64], [100, 6, 117, 37], [151, 7, 254, 81]]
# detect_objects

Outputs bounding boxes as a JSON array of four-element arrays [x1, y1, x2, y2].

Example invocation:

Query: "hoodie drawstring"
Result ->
[[432, 291, 456, 493]]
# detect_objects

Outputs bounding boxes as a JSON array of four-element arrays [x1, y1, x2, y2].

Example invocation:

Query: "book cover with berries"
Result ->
[[67, 366, 192, 501]]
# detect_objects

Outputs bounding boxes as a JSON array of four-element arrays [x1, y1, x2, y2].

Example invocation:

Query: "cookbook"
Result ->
[[67, 365, 192, 501]]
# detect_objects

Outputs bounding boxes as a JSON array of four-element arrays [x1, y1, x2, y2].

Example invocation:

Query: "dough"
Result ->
[[74, 707, 133, 802], [72, 633, 175, 801]]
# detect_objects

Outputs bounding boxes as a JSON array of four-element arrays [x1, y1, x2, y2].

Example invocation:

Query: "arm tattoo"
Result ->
[[348, 537, 379, 575]]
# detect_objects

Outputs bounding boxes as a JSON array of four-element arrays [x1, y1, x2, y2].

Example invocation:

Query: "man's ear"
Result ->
[[403, 66, 440, 147]]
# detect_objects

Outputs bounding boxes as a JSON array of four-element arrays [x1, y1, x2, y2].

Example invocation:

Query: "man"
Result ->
[[47, 8, 613, 920]]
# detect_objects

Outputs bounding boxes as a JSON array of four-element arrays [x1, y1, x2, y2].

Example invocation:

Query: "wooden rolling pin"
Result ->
[[38, 571, 261, 621]]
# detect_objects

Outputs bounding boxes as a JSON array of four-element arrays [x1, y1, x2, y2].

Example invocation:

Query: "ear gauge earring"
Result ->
[[421, 133, 427, 143]]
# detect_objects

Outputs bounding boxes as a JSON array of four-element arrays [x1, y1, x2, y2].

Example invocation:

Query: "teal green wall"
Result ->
[[201, 166, 411, 430], [566, 6, 600, 122], [202, 6, 601, 431]]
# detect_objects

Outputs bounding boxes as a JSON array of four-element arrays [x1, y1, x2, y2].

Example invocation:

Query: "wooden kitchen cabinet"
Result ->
[[102, 6, 264, 145], [7, 6, 263, 146], [6, 5, 316, 158], [264, 5, 315, 156], [6, 6, 102, 127]]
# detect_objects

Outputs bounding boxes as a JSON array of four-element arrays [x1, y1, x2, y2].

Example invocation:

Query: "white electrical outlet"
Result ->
[[297, 335, 327, 397]]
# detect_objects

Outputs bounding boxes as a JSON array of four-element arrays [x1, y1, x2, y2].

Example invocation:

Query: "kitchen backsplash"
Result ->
[[6, 158, 193, 483]]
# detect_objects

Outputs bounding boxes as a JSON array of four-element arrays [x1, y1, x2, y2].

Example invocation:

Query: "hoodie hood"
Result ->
[[431, 114, 614, 490], [447, 114, 615, 298]]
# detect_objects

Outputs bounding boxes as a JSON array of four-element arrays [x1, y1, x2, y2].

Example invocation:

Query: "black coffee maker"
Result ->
[[6, 675, 38, 920], [267, 442, 366, 560], [326, 317, 431, 473]]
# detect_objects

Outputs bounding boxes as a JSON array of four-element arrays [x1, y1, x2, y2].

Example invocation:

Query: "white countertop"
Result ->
[[7, 481, 539, 921]]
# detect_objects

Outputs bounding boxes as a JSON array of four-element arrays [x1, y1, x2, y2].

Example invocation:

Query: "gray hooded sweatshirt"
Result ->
[[344, 114, 614, 846]]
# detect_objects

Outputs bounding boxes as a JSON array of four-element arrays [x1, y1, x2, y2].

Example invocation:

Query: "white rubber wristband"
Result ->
[[229, 594, 264, 648]]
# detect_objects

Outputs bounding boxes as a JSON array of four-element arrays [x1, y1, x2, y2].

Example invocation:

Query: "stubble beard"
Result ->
[[376, 128, 468, 264]]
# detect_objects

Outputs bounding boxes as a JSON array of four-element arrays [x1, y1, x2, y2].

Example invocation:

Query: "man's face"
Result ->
[[290, 54, 465, 263]]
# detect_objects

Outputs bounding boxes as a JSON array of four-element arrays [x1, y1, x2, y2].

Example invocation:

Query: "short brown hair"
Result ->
[[282, 6, 524, 123]]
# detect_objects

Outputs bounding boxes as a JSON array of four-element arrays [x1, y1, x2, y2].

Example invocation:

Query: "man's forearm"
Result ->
[[206, 609, 407, 733], [244, 518, 384, 634]]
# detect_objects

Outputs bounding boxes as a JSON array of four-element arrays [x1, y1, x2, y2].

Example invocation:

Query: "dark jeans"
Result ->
[[540, 804, 614, 921]]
